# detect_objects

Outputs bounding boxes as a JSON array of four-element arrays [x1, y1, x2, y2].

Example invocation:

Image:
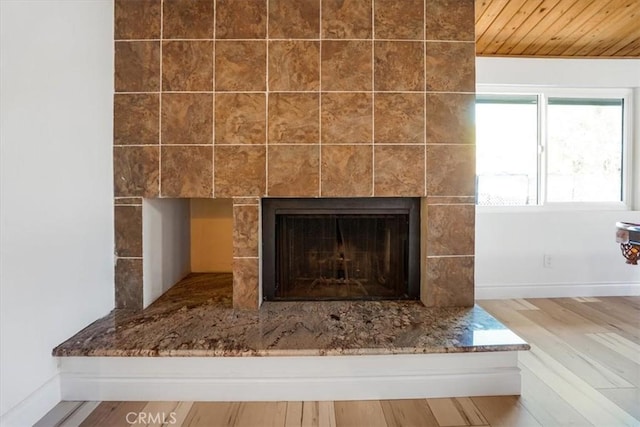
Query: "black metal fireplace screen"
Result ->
[[262, 198, 420, 301]]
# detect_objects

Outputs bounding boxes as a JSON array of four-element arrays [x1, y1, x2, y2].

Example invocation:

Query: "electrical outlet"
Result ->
[[543, 254, 553, 268]]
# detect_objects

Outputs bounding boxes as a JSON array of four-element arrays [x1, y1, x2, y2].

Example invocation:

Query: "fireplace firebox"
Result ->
[[262, 198, 420, 301]]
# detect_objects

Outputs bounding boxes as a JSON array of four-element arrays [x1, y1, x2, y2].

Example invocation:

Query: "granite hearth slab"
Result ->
[[53, 273, 529, 357]]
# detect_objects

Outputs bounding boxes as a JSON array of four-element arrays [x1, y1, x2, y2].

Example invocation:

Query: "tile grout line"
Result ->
[[371, 0, 376, 197], [158, 0, 163, 198], [212, 0, 216, 198], [265, 1, 269, 198], [423, 0, 428, 198], [318, 0, 322, 197]]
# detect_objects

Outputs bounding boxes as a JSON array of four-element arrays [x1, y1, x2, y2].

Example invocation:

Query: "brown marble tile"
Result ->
[[114, 197, 143, 205], [269, 0, 320, 39], [268, 93, 319, 144], [216, 0, 267, 39], [425, 93, 475, 144], [114, 94, 159, 145], [233, 204, 259, 257], [374, 0, 423, 40], [215, 93, 266, 145], [115, 41, 160, 92], [115, 258, 143, 310], [215, 41, 266, 91], [374, 145, 425, 196], [425, 0, 475, 41], [160, 146, 213, 197], [321, 41, 372, 91], [321, 92, 372, 144], [115, 205, 142, 258], [426, 204, 474, 256], [268, 145, 319, 196], [425, 42, 475, 92], [161, 93, 213, 145], [425, 196, 476, 205], [269, 41, 320, 91], [374, 93, 424, 144], [426, 144, 475, 196], [233, 197, 260, 205], [113, 146, 159, 197], [423, 256, 474, 307], [374, 41, 424, 91], [233, 258, 259, 310], [163, 0, 214, 39], [321, 145, 372, 196], [321, 0, 372, 39], [214, 146, 266, 197], [114, 0, 161, 40], [162, 41, 213, 91]]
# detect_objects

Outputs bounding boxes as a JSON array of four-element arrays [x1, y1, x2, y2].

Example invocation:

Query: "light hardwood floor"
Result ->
[[36, 297, 640, 427]]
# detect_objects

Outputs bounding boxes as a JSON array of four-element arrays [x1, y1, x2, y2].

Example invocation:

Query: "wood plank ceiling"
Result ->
[[476, 0, 640, 57]]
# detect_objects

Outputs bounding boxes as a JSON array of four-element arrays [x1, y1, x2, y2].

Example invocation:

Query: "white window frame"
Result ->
[[476, 85, 634, 212]]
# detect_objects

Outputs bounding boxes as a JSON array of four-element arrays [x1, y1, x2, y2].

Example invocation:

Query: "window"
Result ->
[[476, 89, 629, 207]]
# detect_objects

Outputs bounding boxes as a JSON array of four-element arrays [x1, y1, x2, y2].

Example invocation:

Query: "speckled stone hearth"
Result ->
[[53, 273, 528, 357]]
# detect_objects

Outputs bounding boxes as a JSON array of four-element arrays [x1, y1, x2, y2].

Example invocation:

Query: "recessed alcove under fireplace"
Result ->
[[262, 198, 420, 301]]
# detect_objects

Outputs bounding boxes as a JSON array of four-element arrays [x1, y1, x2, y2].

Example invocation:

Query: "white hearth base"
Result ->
[[58, 351, 522, 401]]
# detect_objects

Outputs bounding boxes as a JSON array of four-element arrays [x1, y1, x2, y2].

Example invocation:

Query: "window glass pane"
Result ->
[[475, 95, 538, 205], [547, 98, 623, 202]]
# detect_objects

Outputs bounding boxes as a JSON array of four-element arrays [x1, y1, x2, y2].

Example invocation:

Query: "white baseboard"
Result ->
[[0, 374, 60, 427], [59, 352, 522, 401], [476, 282, 640, 300]]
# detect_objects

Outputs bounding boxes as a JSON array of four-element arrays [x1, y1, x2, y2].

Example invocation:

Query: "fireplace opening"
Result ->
[[262, 198, 420, 301]]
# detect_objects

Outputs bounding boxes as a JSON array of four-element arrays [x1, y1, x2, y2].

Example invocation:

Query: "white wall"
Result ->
[[143, 199, 191, 308], [0, 1, 113, 425], [475, 58, 640, 298]]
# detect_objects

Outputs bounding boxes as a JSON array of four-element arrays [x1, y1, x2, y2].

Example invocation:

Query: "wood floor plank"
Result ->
[[518, 364, 594, 426], [588, 297, 640, 325], [526, 298, 608, 333], [470, 396, 542, 427], [285, 402, 303, 427], [598, 388, 640, 420], [170, 402, 195, 427], [301, 401, 320, 427], [572, 297, 600, 303], [552, 329, 640, 388], [79, 401, 147, 427], [334, 400, 387, 427], [550, 298, 640, 343], [427, 398, 470, 426], [133, 401, 182, 426], [587, 332, 640, 363], [318, 401, 337, 427], [510, 299, 540, 311], [619, 296, 640, 310], [380, 399, 439, 427], [452, 397, 488, 426], [234, 402, 287, 427], [182, 402, 241, 427], [519, 344, 638, 426]]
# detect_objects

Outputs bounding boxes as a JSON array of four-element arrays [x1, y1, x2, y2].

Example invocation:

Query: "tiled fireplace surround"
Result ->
[[113, 0, 476, 311]]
